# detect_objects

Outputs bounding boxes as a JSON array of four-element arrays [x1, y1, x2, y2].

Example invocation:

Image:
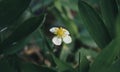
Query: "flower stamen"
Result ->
[[56, 27, 65, 37]]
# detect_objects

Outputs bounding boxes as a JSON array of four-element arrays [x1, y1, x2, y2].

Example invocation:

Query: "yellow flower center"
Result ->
[[56, 27, 65, 37]]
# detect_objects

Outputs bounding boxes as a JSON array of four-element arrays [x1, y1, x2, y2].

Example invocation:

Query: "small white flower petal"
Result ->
[[63, 29, 70, 35], [52, 36, 62, 45], [63, 35, 72, 44], [49, 27, 58, 33]]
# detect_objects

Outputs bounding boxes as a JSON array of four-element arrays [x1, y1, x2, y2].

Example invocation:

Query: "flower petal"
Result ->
[[52, 36, 62, 45], [49, 27, 58, 33], [63, 35, 72, 44], [63, 28, 70, 35]]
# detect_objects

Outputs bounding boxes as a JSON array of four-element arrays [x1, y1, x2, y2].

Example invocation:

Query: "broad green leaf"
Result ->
[[106, 59, 120, 72], [1, 35, 31, 55], [2, 29, 44, 55], [0, 0, 31, 28], [100, 0, 118, 38], [0, 14, 45, 53], [0, 10, 33, 44], [89, 39, 120, 72], [78, 1, 111, 48], [52, 55, 75, 72]]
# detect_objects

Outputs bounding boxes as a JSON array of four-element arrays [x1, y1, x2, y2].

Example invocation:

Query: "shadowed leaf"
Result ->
[[100, 0, 118, 38], [78, 0, 111, 48], [0, 0, 31, 29]]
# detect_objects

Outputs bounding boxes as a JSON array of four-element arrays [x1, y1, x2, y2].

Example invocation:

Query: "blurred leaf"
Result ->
[[0, 55, 21, 72], [77, 48, 98, 60], [89, 39, 120, 72], [17, 10, 33, 24], [60, 0, 78, 11], [75, 48, 95, 72], [79, 56, 90, 72], [86, 0, 100, 4], [30, 30, 44, 49], [20, 62, 56, 72], [53, 1, 79, 37], [0, 55, 56, 72], [1, 34, 31, 55], [0, 10, 38, 44], [78, 1, 111, 48], [2, 29, 44, 55], [52, 55, 75, 72], [0, 0, 31, 28], [100, 0, 118, 38], [80, 30, 98, 47], [116, 14, 120, 39], [106, 59, 120, 72], [0, 14, 45, 54], [116, 0, 120, 11], [31, 0, 53, 12]]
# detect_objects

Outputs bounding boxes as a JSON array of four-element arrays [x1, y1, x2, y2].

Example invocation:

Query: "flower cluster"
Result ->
[[50, 27, 72, 45]]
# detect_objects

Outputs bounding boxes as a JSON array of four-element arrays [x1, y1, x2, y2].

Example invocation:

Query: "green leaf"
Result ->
[[0, 10, 33, 49], [2, 29, 44, 55], [0, 55, 56, 72], [31, 0, 53, 12], [20, 62, 56, 72], [76, 48, 94, 72], [80, 57, 89, 72], [116, 14, 120, 39], [100, 0, 118, 38], [106, 59, 120, 72], [0, 14, 45, 53], [0, 55, 21, 72], [78, 1, 111, 48], [116, 0, 120, 11], [89, 39, 120, 72], [0, 0, 31, 28], [2, 35, 31, 55], [52, 55, 75, 72], [53, 1, 79, 37]]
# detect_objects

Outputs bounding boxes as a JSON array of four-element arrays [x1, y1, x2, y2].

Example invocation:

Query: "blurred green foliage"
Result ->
[[0, 0, 120, 72]]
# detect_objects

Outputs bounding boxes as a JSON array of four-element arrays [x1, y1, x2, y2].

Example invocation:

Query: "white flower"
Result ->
[[50, 27, 72, 45]]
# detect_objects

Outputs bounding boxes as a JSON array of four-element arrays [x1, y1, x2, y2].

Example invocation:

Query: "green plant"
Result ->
[[0, 0, 120, 72]]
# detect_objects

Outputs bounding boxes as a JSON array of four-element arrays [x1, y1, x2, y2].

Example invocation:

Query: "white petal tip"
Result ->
[[49, 27, 58, 33], [63, 35, 72, 44], [52, 36, 62, 46]]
